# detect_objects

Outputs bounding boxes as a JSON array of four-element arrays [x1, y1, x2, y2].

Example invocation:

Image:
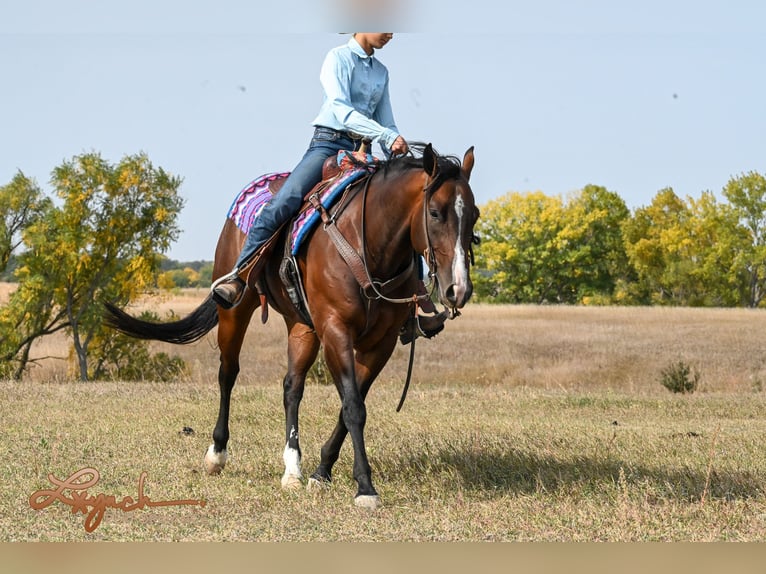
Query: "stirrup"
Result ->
[[211, 270, 246, 309]]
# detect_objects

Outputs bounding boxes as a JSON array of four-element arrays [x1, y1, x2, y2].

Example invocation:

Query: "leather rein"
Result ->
[[359, 172, 439, 307]]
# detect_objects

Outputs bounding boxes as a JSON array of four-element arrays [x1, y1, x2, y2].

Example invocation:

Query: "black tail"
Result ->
[[103, 295, 219, 345]]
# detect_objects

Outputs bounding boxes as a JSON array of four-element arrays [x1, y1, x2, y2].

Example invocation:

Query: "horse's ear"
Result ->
[[423, 143, 438, 179], [462, 146, 475, 180]]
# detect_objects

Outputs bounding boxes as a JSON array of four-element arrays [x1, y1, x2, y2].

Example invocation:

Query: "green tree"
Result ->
[[157, 267, 203, 289], [723, 171, 766, 307], [566, 185, 632, 303], [685, 191, 750, 306], [0, 152, 184, 380], [198, 262, 213, 286]]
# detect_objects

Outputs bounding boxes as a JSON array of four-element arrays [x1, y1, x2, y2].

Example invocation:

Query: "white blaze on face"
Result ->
[[451, 193, 469, 299]]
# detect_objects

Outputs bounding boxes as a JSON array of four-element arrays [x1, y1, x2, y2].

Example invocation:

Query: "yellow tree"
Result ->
[[475, 187, 630, 304], [475, 191, 566, 303], [0, 172, 51, 272], [622, 188, 749, 306], [622, 188, 692, 304], [1, 152, 183, 380]]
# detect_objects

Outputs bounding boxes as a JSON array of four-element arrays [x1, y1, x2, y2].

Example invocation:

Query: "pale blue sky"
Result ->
[[2, 1, 764, 261]]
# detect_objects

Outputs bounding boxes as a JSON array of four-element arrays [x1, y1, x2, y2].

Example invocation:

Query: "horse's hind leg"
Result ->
[[280, 321, 320, 489], [204, 298, 257, 475]]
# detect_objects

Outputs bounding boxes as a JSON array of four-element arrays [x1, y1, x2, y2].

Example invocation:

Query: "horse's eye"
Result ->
[[429, 208, 440, 220]]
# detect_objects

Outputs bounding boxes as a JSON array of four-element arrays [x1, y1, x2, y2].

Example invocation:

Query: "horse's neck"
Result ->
[[363, 170, 424, 273]]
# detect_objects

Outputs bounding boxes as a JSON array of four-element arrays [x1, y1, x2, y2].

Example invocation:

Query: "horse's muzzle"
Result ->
[[443, 279, 473, 312]]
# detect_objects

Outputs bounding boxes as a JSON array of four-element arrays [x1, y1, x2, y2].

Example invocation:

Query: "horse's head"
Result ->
[[419, 144, 480, 315]]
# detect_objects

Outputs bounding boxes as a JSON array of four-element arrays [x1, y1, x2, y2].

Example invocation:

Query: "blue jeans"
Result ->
[[235, 127, 364, 268]]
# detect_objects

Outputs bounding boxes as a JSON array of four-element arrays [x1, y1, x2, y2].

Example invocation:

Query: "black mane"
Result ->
[[377, 142, 463, 187]]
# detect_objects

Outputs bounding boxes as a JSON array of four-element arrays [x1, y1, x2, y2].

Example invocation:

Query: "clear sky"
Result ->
[[2, 1, 764, 261]]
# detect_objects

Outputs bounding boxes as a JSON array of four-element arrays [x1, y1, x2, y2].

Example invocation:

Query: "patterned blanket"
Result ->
[[227, 172, 289, 235]]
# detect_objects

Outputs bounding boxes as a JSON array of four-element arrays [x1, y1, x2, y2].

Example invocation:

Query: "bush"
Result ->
[[659, 360, 700, 394], [88, 310, 188, 382], [113, 350, 188, 382]]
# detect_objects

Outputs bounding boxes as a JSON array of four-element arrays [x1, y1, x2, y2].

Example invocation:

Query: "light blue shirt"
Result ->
[[311, 37, 400, 150]]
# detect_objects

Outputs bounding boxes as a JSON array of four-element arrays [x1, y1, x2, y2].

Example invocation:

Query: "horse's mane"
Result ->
[[375, 142, 463, 189]]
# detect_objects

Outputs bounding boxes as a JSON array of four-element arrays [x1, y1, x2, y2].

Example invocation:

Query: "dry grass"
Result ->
[[15, 285, 766, 393], [3, 382, 766, 541], [3, 288, 766, 541]]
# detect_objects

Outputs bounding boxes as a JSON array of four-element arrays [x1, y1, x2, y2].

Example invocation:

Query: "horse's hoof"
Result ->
[[354, 494, 382, 510], [307, 477, 330, 492], [204, 444, 227, 475], [281, 474, 303, 490]]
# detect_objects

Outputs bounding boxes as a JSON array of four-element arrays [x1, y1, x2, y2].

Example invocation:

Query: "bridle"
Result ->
[[357, 167, 440, 413], [322, 154, 477, 412], [358, 171, 439, 308], [327, 154, 479, 311], [359, 167, 479, 314]]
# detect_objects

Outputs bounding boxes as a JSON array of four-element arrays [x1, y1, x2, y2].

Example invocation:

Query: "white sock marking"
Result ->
[[204, 444, 228, 474], [282, 444, 302, 485]]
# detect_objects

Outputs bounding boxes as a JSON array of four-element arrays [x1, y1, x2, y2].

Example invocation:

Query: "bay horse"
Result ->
[[105, 143, 479, 509]]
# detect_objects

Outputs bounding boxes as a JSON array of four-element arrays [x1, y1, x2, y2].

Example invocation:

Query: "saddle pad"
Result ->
[[225, 164, 372, 256], [227, 172, 289, 233], [290, 167, 370, 255]]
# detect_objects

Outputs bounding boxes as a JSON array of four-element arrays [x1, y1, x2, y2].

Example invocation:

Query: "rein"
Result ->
[[359, 173, 438, 306]]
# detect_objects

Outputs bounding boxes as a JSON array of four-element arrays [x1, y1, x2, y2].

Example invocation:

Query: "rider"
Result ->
[[212, 33, 444, 336]]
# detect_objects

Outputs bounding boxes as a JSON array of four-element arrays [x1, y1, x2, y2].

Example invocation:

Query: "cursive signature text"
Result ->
[[29, 467, 206, 532]]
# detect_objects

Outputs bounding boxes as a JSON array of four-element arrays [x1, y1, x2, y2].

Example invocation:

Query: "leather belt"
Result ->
[[317, 126, 371, 143]]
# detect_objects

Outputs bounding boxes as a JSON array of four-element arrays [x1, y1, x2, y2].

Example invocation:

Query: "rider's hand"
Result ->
[[391, 136, 409, 156]]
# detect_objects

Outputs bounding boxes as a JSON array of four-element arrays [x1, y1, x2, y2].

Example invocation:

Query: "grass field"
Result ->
[[3, 289, 766, 541]]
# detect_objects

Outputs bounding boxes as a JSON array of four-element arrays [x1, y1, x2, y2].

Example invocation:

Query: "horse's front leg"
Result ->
[[281, 322, 320, 489], [338, 366, 378, 508], [310, 339, 397, 493], [320, 332, 396, 509]]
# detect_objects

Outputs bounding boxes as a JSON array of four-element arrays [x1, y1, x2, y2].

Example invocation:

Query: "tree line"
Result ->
[[473, 173, 766, 307], [2, 151, 765, 381]]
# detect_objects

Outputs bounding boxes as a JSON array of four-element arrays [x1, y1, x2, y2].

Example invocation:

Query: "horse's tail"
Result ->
[[103, 295, 219, 345]]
